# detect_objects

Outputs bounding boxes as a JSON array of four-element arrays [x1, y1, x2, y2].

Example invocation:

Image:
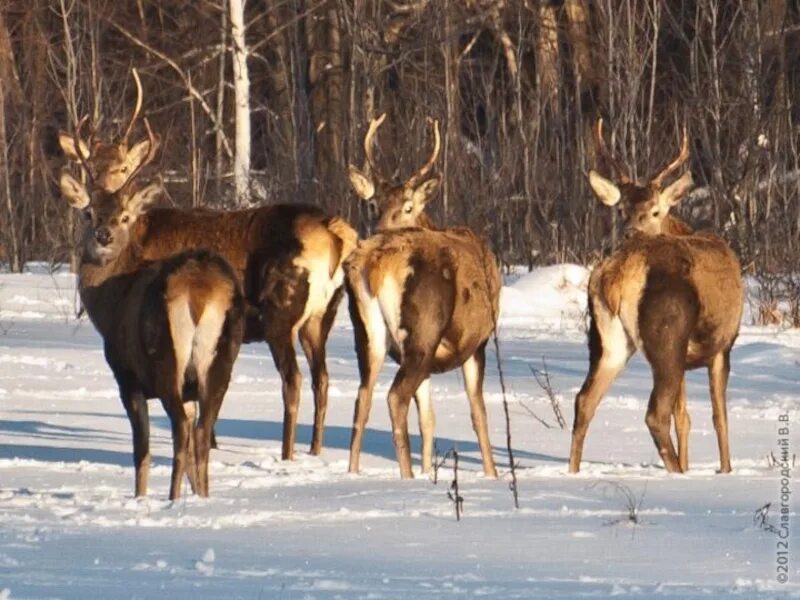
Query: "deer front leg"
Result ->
[[121, 388, 150, 497]]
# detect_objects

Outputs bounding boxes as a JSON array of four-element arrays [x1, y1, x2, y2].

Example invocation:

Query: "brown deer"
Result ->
[[59, 170, 244, 499], [570, 119, 743, 474], [346, 115, 499, 479], [61, 78, 358, 462]]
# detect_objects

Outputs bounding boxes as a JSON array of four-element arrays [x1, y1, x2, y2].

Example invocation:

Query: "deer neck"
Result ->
[[416, 212, 438, 230], [662, 214, 694, 236], [77, 234, 147, 336]]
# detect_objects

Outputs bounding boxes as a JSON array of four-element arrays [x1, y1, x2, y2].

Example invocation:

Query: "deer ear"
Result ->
[[59, 172, 91, 209], [127, 179, 163, 215], [348, 165, 375, 201], [126, 136, 160, 171], [588, 170, 621, 206], [660, 170, 694, 207], [58, 131, 90, 162], [411, 176, 440, 207]]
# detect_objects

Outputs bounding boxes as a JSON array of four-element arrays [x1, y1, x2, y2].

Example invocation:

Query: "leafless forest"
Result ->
[[1, 1, 798, 275]]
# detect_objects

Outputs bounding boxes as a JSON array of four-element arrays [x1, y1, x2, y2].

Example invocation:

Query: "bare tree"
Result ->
[[229, 0, 251, 205]]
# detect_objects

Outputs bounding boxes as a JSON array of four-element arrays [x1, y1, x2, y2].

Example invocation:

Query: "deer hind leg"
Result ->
[[413, 378, 435, 474], [673, 376, 690, 472], [194, 375, 228, 498], [640, 276, 696, 474], [569, 309, 630, 473], [163, 397, 192, 500], [462, 342, 498, 478], [388, 356, 432, 479], [645, 370, 683, 473], [183, 400, 199, 495], [347, 291, 386, 474], [709, 351, 732, 473], [386, 305, 443, 478], [121, 387, 150, 497], [195, 311, 243, 497], [268, 333, 302, 461], [299, 315, 330, 457]]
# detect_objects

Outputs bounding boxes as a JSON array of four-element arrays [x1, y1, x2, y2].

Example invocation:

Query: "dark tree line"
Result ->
[[1, 0, 798, 273]]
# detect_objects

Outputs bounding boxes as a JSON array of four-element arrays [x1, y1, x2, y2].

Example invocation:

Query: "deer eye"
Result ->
[[652, 210, 660, 218], [121, 214, 130, 224], [120, 166, 128, 174], [403, 203, 413, 214]]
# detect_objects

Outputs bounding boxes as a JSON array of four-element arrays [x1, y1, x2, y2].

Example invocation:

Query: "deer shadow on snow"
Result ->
[[214, 418, 564, 469], [0, 413, 562, 472]]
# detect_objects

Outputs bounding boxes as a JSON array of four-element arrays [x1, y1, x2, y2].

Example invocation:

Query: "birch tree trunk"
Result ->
[[229, 0, 251, 206]]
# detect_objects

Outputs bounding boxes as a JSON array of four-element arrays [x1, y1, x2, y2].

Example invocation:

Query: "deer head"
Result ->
[[59, 170, 162, 266], [59, 68, 160, 194], [588, 118, 694, 235], [348, 114, 441, 231]]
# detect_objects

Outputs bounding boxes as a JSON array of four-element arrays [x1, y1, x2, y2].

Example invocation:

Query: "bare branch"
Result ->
[[108, 19, 233, 160]]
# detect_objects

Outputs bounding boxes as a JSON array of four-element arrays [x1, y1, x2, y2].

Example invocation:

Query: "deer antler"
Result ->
[[594, 118, 632, 184], [125, 117, 159, 185], [363, 113, 389, 183], [652, 126, 690, 187], [73, 115, 96, 184], [122, 67, 143, 146], [406, 117, 441, 188]]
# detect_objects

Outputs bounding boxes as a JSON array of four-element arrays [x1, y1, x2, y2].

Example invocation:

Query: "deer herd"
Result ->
[[56, 70, 743, 499]]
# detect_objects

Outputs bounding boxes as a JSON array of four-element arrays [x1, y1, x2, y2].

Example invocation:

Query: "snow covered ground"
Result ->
[[0, 264, 797, 599]]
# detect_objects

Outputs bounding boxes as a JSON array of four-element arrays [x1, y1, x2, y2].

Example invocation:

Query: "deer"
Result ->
[[345, 114, 499, 479], [60, 73, 358, 463], [569, 118, 743, 474], [58, 169, 244, 500]]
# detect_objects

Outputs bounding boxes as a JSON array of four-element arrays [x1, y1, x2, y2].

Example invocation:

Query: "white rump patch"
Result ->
[[354, 273, 388, 363], [377, 276, 405, 349], [191, 301, 227, 398], [168, 297, 195, 398], [168, 293, 228, 400], [295, 250, 343, 334], [592, 300, 632, 368]]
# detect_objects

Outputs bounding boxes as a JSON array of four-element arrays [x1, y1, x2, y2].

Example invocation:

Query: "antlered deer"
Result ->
[[61, 76, 358, 462], [59, 171, 244, 499], [346, 115, 499, 479], [570, 119, 743, 474]]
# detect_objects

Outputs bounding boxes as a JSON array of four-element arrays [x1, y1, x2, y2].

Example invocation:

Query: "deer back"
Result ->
[[348, 227, 499, 370], [590, 232, 742, 361]]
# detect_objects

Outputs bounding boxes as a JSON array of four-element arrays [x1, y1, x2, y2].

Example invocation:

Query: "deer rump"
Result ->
[[91, 250, 244, 403], [130, 203, 356, 341], [589, 232, 743, 366], [347, 227, 500, 370]]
